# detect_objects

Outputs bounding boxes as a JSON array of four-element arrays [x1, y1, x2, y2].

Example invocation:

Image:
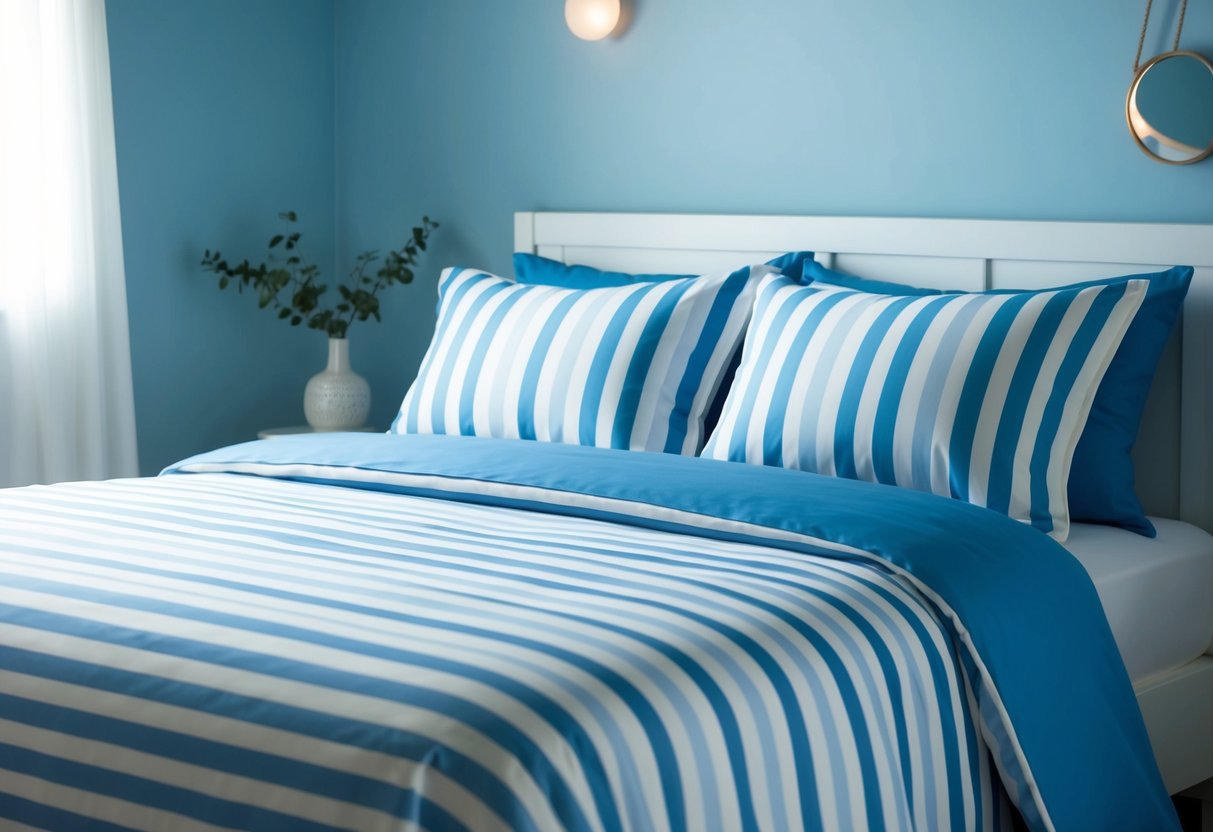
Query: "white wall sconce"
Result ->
[[565, 0, 623, 41]]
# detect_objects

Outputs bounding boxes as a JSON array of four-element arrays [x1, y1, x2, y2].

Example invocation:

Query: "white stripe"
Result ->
[[0, 767, 232, 832], [531, 291, 599, 443], [966, 291, 1052, 508], [1040, 283, 1147, 539], [1005, 290, 1098, 525], [472, 283, 553, 437], [0, 717, 406, 831], [404, 270, 496, 434], [497, 288, 568, 440], [822, 293, 915, 480], [889, 294, 975, 489], [440, 283, 517, 435], [593, 280, 678, 446], [1, 670, 511, 832], [927, 295, 1007, 497]]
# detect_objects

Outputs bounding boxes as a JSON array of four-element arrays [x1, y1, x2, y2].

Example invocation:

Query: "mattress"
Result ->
[[1065, 518, 1213, 683]]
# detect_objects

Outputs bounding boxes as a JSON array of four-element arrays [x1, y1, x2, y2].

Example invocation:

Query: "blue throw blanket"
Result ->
[[0, 433, 1175, 830]]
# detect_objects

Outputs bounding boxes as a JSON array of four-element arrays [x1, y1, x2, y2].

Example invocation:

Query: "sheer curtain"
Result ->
[[0, 0, 138, 487]]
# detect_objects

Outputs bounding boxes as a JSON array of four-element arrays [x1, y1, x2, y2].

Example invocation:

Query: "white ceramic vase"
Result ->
[[304, 337, 371, 430]]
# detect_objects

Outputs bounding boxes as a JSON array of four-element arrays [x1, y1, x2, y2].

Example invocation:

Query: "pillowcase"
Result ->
[[513, 251, 816, 434], [513, 251, 816, 287], [513, 253, 691, 287], [804, 260, 1193, 537], [703, 273, 1150, 540], [392, 264, 767, 454]]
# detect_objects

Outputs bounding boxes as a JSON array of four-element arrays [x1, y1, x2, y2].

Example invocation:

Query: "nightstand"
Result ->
[[257, 425, 379, 440]]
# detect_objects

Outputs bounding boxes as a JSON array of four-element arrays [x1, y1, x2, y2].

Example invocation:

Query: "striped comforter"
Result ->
[[0, 434, 1176, 831]]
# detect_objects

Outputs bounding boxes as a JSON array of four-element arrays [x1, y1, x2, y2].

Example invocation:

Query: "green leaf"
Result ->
[[202, 210, 434, 338]]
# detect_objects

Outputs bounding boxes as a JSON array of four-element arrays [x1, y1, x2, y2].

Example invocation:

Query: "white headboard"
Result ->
[[515, 211, 1213, 533]]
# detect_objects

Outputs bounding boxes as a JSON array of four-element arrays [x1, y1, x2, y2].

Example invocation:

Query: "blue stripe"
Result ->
[[399, 267, 477, 433], [428, 276, 511, 434], [869, 296, 950, 485], [945, 294, 1032, 502], [763, 291, 877, 469], [0, 792, 138, 832], [1026, 283, 1129, 530], [983, 290, 1075, 516], [3, 598, 600, 832], [0, 742, 346, 832], [0, 692, 422, 824], [612, 279, 694, 448], [515, 291, 583, 441], [907, 298, 986, 491], [727, 286, 849, 463], [0, 644, 537, 832], [577, 284, 656, 447], [831, 295, 921, 480], [456, 287, 528, 435], [663, 267, 751, 454]]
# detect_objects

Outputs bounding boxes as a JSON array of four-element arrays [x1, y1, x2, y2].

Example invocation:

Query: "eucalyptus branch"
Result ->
[[201, 212, 438, 339]]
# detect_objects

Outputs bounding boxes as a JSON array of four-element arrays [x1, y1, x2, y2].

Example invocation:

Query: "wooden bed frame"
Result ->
[[515, 211, 1213, 808]]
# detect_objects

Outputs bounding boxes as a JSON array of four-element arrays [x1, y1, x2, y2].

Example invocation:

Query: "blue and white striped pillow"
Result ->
[[702, 273, 1150, 539], [392, 265, 765, 454]]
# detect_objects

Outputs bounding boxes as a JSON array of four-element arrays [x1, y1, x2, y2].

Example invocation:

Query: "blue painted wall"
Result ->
[[332, 0, 1213, 431], [109, 0, 1213, 468], [106, 0, 335, 474]]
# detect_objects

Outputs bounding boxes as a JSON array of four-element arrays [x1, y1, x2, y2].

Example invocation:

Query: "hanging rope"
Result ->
[[1173, 0, 1189, 52], [1134, 0, 1154, 73], [1134, 0, 1190, 73]]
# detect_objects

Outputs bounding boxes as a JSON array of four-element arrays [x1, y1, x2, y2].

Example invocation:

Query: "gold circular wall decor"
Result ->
[[1126, 50, 1213, 165]]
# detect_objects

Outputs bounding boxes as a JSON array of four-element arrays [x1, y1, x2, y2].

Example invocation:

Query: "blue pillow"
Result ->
[[704, 273, 1151, 540], [803, 260, 1193, 537], [513, 251, 815, 286]]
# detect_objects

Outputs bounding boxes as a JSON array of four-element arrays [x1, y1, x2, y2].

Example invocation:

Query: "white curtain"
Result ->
[[0, 0, 138, 487]]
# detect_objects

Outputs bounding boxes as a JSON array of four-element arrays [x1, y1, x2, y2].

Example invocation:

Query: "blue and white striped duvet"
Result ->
[[0, 434, 1176, 830]]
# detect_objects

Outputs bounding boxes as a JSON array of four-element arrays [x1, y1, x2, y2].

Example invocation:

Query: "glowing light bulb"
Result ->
[[565, 0, 621, 41]]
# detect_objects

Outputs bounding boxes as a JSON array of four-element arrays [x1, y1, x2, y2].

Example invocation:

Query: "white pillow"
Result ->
[[702, 274, 1148, 540], [392, 264, 765, 454]]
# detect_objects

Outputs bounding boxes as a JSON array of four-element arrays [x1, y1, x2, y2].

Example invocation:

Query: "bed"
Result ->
[[2, 212, 1211, 831], [518, 211, 1213, 796]]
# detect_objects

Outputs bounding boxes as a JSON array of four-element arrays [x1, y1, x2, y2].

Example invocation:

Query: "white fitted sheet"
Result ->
[[1065, 518, 1213, 683]]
